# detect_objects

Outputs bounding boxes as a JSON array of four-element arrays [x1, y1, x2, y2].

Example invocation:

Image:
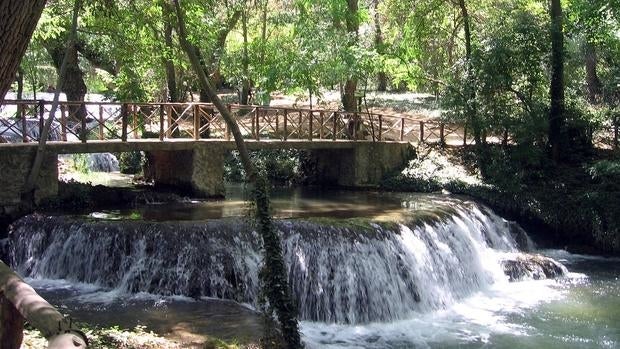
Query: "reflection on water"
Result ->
[[87, 185, 458, 222], [28, 279, 263, 347]]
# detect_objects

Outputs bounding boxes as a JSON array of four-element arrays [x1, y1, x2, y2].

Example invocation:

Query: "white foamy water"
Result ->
[[6, 192, 618, 348], [301, 271, 588, 349]]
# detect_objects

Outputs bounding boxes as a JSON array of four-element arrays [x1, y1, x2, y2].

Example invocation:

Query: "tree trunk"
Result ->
[[0, 0, 47, 104], [240, 8, 250, 105], [374, 0, 387, 92], [16, 68, 24, 100], [549, 0, 565, 162], [23, 0, 82, 203], [458, 0, 481, 145], [45, 34, 87, 120], [584, 41, 601, 104], [342, 0, 359, 112], [0, 291, 24, 349], [162, 2, 179, 102], [172, 2, 301, 347]]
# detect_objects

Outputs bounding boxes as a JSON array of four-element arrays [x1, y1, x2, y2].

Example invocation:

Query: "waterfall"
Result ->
[[6, 201, 563, 325], [0, 119, 62, 142], [59, 153, 120, 173], [87, 153, 120, 172]]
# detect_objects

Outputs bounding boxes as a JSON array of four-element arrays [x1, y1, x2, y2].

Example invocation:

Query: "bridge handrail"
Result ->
[[0, 260, 88, 348], [2, 100, 437, 123], [0, 100, 463, 144], [1, 100, 617, 148]]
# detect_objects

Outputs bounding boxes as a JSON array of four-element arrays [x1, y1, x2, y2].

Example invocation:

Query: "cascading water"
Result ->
[[58, 153, 120, 173], [6, 199, 564, 325], [86, 153, 120, 172]]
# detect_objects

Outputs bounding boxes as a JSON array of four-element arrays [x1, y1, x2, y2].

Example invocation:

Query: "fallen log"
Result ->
[[0, 260, 88, 348]]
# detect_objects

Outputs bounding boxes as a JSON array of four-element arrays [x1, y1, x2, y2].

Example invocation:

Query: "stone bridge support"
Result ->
[[146, 143, 226, 197], [0, 141, 414, 210], [0, 148, 58, 214], [308, 142, 415, 187]]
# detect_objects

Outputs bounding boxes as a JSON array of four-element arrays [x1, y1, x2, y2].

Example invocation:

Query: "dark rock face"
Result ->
[[500, 254, 567, 282]]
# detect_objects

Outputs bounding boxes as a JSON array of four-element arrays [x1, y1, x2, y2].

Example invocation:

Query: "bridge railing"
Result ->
[[0, 100, 464, 145], [3, 100, 617, 148], [0, 260, 88, 348]]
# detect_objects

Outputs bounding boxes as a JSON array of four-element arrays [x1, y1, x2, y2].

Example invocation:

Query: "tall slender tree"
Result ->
[[172, 1, 302, 347], [342, 0, 359, 112], [549, 0, 565, 161]]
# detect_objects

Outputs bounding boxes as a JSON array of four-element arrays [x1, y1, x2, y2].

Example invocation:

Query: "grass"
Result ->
[[22, 324, 254, 349]]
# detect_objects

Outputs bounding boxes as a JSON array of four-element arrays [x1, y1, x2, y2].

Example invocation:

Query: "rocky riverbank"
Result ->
[[381, 145, 620, 256]]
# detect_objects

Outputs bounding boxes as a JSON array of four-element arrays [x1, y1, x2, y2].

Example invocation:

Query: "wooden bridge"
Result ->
[[0, 100, 617, 208], [0, 100, 466, 145], [0, 101, 427, 207]]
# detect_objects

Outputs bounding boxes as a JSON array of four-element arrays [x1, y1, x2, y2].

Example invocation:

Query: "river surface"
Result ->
[[14, 187, 620, 348]]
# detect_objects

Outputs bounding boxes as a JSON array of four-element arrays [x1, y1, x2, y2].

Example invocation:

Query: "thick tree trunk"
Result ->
[[342, 0, 359, 112], [172, 2, 301, 347], [0, 291, 24, 349], [549, 0, 565, 161], [0, 0, 48, 104], [45, 35, 87, 119], [584, 41, 602, 104]]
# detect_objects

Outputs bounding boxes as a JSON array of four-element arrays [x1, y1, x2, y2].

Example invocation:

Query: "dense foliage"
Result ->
[[10, 0, 620, 156]]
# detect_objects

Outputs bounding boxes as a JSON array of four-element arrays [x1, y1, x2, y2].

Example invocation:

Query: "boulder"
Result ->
[[500, 254, 567, 282]]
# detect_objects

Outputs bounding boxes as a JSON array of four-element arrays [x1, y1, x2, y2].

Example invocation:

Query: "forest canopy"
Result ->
[[6, 0, 620, 154]]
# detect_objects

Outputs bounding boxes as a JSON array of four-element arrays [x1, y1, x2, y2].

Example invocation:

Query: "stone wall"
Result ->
[[147, 144, 226, 197], [309, 142, 415, 187], [0, 148, 58, 212]]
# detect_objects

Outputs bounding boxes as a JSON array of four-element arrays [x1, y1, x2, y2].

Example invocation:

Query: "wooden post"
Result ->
[[463, 124, 468, 146], [308, 111, 313, 140], [276, 115, 280, 134], [80, 103, 87, 143], [121, 103, 128, 142], [614, 117, 618, 150], [400, 118, 405, 141], [419, 121, 425, 144], [255, 107, 260, 140], [353, 112, 358, 141], [19, 104, 27, 142], [159, 104, 165, 141], [225, 104, 232, 140], [193, 104, 200, 140], [283, 109, 288, 141], [131, 105, 138, 138], [60, 105, 67, 141], [38, 100, 45, 140], [378, 115, 383, 142], [319, 111, 324, 139], [333, 112, 338, 141], [98, 104, 104, 140], [166, 104, 172, 138], [440, 124, 445, 146], [0, 291, 24, 349], [503, 128, 509, 147]]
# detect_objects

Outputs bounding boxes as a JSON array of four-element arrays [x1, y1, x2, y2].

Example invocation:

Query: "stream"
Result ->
[[4, 187, 619, 348]]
